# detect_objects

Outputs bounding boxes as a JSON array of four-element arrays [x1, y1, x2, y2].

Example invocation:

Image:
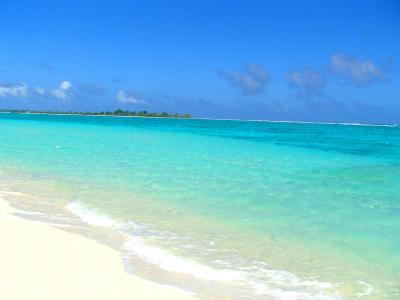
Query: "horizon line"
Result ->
[[0, 110, 398, 128]]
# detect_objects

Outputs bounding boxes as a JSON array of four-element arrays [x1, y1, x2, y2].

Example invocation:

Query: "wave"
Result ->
[[67, 201, 348, 299], [194, 117, 398, 127], [67, 202, 118, 227], [123, 238, 243, 281]]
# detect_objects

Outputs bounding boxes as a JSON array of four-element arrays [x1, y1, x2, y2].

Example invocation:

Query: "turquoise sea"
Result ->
[[0, 113, 399, 299]]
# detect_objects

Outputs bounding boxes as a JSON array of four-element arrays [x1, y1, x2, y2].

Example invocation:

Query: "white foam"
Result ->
[[67, 201, 344, 299], [124, 237, 244, 281], [194, 117, 397, 127], [356, 281, 374, 297], [123, 236, 344, 299], [67, 202, 117, 228]]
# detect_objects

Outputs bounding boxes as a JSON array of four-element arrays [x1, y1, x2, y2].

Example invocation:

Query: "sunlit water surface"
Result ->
[[0, 113, 399, 299]]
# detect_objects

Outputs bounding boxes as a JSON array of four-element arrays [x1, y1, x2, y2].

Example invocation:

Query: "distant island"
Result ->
[[0, 109, 192, 119]]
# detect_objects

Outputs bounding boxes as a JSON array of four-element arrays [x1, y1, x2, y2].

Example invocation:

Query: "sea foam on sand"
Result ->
[[67, 201, 346, 300], [0, 198, 197, 300]]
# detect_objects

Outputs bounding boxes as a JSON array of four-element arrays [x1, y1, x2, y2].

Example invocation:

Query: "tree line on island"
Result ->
[[0, 109, 192, 119]]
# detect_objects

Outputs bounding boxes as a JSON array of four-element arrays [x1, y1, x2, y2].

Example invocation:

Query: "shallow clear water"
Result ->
[[0, 113, 399, 299]]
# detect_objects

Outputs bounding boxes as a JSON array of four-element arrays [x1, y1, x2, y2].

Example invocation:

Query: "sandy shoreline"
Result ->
[[0, 198, 197, 300]]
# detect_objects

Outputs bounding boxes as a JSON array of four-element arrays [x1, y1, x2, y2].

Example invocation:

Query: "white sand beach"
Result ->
[[0, 198, 197, 300]]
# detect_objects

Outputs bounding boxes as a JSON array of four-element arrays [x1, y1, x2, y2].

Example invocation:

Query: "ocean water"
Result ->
[[0, 113, 399, 299]]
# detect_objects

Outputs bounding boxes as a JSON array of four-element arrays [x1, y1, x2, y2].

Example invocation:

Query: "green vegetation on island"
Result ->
[[0, 109, 192, 119]]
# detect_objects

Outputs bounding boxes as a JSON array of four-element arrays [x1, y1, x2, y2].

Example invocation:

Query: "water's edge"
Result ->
[[0, 189, 346, 300]]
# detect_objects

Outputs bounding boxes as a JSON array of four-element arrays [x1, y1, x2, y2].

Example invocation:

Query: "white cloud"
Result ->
[[0, 80, 75, 101], [331, 53, 384, 87], [0, 83, 28, 98], [116, 91, 147, 104], [51, 81, 72, 100], [60, 81, 71, 90], [35, 87, 46, 95]]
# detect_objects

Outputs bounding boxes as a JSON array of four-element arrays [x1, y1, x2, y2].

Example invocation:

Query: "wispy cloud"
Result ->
[[31, 81, 73, 100], [112, 77, 126, 84], [77, 83, 106, 95], [116, 91, 147, 104], [0, 83, 29, 98], [38, 63, 55, 71], [219, 64, 270, 95], [330, 53, 385, 87], [285, 67, 326, 96], [34, 87, 46, 95], [51, 81, 72, 100], [0, 81, 74, 101]]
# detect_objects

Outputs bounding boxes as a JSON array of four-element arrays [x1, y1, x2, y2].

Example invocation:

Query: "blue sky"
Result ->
[[0, 0, 399, 123]]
